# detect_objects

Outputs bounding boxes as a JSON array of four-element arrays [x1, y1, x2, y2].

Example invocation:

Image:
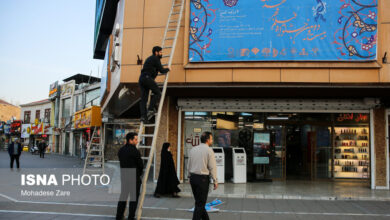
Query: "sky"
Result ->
[[0, 0, 104, 106]]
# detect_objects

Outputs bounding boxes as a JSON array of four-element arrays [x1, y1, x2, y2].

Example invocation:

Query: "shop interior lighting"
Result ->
[[267, 116, 289, 120]]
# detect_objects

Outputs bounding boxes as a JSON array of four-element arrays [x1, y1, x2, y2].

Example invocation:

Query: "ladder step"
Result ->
[[162, 55, 171, 58], [140, 134, 154, 137], [91, 143, 101, 145], [167, 29, 176, 31], [90, 149, 103, 152], [165, 37, 175, 40], [88, 155, 103, 158], [172, 12, 180, 15], [139, 145, 152, 149], [173, 4, 182, 7], [87, 162, 103, 165], [141, 157, 149, 160], [143, 123, 155, 127], [169, 20, 178, 23], [163, 46, 172, 49]]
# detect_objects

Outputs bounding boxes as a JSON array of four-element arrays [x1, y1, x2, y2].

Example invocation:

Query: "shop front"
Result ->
[[73, 106, 102, 158], [29, 122, 51, 151], [180, 99, 374, 183]]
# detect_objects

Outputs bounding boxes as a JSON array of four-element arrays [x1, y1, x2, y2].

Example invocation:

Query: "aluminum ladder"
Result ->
[[135, 0, 185, 219], [83, 127, 105, 174]]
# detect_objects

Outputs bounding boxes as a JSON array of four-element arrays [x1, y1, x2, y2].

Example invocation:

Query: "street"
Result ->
[[1, 151, 390, 220]]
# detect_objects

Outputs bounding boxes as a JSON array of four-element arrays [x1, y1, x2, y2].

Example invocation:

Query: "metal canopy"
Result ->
[[177, 98, 380, 112]]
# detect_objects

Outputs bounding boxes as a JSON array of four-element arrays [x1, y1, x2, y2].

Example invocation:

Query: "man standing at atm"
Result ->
[[188, 131, 218, 220]]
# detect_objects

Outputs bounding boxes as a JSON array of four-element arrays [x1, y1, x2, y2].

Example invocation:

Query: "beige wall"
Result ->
[[0, 104, 20, 121], [118, 0, 389, 85]]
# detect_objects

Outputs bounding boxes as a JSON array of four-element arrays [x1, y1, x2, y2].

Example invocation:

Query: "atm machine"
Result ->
[[212, 147, 225, 183], [232, 148, 247, 183]]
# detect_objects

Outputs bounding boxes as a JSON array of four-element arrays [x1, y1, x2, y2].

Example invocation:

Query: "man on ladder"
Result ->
[[139, 46, 170, 124]]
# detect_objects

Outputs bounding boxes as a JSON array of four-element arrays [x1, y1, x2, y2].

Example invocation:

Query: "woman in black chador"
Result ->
[[154, 143, 181, 198]]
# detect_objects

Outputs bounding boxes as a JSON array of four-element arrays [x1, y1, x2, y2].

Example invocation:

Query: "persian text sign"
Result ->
[[189, 0, 378, 62]]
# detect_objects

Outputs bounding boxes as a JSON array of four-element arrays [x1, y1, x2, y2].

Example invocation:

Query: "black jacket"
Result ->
[[141, 55, 169, 79], [118, 144, 144, 180], [8, 142, 22, 156]]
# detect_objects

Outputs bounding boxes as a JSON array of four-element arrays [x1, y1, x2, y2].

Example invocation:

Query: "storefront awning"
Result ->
[[177, 98, 379, 112]]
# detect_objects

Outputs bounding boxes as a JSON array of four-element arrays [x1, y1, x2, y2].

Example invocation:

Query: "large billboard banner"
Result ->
[[189, 0, 378, 62]]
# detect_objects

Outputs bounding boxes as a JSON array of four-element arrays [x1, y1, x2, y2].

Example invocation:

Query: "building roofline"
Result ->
[[20, 99, 51, 107]]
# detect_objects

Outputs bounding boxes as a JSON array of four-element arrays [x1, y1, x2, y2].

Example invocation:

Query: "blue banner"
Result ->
[[189, 0, 378, 62]]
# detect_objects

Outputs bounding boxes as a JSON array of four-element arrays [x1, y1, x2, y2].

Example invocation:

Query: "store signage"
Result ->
[[21, 124, 31, 138], [10, 120, 22, 135], [30, 123, 50, 135], [189, 0, 377, 62], [4, 124, 10, 134], [336, 113, 369, 123], [60, 81, 75, 97], [73, 106, 102, 129], [49, 81, 59, 99]]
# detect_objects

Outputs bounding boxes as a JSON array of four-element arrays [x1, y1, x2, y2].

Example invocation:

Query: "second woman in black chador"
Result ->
[[154, 143, 181, 198]]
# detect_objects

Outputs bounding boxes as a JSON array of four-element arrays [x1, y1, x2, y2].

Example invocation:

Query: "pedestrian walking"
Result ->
[[154, 142, 181, 198], [39, 140, 47, 158], [8, 138, 22, 169], [116, 132, 144, 220], [188, 132, 218, 220], [139, 46, 170, 123]]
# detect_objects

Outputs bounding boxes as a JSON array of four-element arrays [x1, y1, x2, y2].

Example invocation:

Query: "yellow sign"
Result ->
[[74, 106, 102, 129]]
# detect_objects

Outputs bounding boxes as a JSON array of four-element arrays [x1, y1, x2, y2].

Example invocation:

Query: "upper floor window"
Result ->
[[44, 108, 51, 123], [24, 111, 31, 124], [35, 110, 40, 122]]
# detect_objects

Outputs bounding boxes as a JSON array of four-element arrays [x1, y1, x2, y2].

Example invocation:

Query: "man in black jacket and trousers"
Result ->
[[116, 132, 144, 220], [139, 46, 170, 123], [8, 138, 22, 169]]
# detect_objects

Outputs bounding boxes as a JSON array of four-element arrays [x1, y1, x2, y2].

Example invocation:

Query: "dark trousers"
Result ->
[[116, 180, 141, 220], [40, 150, 45, 158], [10, 155, 20, 168], [190, 174, 210, 220], [139, 75, 161, 118]]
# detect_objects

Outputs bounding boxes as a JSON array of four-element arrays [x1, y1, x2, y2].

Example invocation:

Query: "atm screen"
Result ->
[[213, 148, 223, 153], [235, 149, 244, 153]]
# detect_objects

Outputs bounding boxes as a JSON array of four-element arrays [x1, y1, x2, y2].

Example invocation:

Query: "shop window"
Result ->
[[62, 98, 71, 118], [333, 113, 370, 179], [35, 110, 40, 122], [44, 109, 51, 123], [24, 111, 31, 124]]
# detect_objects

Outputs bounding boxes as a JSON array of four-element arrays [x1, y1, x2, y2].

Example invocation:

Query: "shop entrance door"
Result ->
[[284, 124, 331, 180], [285, 125, 311, 180]]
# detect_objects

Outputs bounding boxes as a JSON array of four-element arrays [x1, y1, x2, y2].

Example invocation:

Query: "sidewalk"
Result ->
[[106, 162, 390, 202]]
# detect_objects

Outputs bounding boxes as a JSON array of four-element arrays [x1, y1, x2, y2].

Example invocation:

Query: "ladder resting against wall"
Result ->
[[134, 0, 185, 219]]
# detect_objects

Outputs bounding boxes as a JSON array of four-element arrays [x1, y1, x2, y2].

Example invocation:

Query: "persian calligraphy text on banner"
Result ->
[[189, 0, 378, 62]]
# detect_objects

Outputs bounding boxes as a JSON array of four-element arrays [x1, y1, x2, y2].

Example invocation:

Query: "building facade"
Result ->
[[20, 99, 52, 151], [55, 74, 101, 156], [95, 0, 390, 189]]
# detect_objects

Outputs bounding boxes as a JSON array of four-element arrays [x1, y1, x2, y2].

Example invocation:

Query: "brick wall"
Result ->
[[374, 108, 388, 187]]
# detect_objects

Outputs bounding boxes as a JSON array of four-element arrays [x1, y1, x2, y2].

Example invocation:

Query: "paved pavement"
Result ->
[[1, 151, 390, 220]]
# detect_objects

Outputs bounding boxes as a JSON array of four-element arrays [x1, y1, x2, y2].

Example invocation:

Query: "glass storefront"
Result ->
[[183, 112, 370, 182]]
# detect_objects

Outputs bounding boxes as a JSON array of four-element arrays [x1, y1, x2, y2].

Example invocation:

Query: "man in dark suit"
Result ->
[[39, 140, 47, 158], [8, 138, 22, 169], [116, 132, 144, 220], [138, 46, 170, 123]]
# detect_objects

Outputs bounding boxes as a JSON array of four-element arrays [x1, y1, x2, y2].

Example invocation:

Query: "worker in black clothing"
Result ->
[[139, 46, 170, 123], [116, 132, 144, 220]]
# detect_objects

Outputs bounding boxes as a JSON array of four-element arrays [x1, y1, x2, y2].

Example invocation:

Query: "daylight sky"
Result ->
[[0, 0, 104, 106]]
